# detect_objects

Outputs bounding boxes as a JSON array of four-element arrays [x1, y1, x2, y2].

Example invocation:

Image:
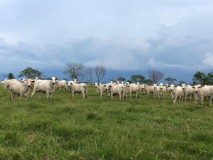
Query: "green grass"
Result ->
[[0, 86, 213, 159]]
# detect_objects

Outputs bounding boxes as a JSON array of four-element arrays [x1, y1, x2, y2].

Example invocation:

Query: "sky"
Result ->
[[0, 0, 213, 82]]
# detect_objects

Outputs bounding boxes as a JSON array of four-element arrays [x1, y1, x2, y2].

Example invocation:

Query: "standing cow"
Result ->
[[68, 81, 88, 98], [31, 77, 57, 99], [9, 79, 33, 100]]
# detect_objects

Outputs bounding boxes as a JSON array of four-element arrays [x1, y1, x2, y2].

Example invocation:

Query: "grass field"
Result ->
[[0, 85, 213, 160]]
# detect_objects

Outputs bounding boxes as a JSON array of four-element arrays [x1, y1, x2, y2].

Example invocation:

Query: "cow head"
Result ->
[[51, 77, 57, 85], [193, 85, 202, 93]]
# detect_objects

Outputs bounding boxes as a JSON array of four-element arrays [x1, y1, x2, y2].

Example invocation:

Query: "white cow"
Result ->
[[172, 86, 183, 104], [145, 84, 157, 96], [182, 85, 194, 102], [139, 84, 146, 94], [1, 79, 17, 89], [154, 83, 165, 101], [94, 83, 107, 97], [125, 82, 140, 99], [56, 80, 68, 90], [31, 77, 57, 99], [9, 79, 33, 100], [103, 81, 115, 96], [108, 82, 125, 100], [68, 81, 88, 98], [193, 85, 213, 106], [167, 84, 175, 100]]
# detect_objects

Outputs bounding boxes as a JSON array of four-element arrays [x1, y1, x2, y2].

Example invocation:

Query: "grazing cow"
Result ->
[[68, 81, 88, 98], [193, 85, 213, 106], [31, 77, 57, 99], [9, 79, 33, 100], [125, 82, 140, 99], [94, 83, 107, 97]]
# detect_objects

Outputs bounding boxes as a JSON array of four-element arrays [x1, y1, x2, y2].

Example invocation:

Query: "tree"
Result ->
[[84, 67, 94, 84], [8, 73, 15, 79], [204, 72, 213, 85], [164, 77, 177, 84], [143, 79, 154, 85], [148, 70, 164, 83], [131, 75, 145, 83], [179, 80, 186, 85], [94, 65, 106, 84], [64, 63, 85, 80], [19, 67, 42, 78], [193, 71, 206, 85], [117, 76, 126, 82]]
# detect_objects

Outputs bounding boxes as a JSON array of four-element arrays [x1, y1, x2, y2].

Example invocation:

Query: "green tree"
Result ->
[[19, 67, 42, 78], [131, 75, 145, 83], [143, 79, 154, 85], [117, 76, 126, 82], [179, 80, 186, 85], [205, 72, 213, 85], [64, 63, 85, 80], [164, 77, 177, 84], [7, 73, 15, 79], [193, 71, 206, 85]]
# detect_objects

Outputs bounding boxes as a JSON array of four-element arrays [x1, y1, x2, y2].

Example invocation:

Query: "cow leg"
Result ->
[[46, 91, 50, 100], [72, 91, 74, 98], [209, 95, 213, 106], [201, 97, 204, 106], [82, 91, 85, 98], [31, 89, 36, 97], [119, 92, 121, 100], [173, 96, 177, 104], [111, 93, 113, 100], [10, 92, 14, 100]]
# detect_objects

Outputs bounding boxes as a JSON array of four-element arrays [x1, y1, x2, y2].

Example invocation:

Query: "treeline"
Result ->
[[3, 63, 213, 85]]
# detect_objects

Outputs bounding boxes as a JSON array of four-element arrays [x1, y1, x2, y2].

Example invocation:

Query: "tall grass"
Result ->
[[0, 86, 212, 159]]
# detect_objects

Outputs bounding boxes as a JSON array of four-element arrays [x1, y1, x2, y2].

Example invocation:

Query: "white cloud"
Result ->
[[201, 53, 213, 67], [147, 58, 194, 69], [1, 0, 213, 81]]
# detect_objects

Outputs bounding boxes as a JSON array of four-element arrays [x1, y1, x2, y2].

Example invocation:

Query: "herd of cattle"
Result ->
[[0, 77, 213, 106]]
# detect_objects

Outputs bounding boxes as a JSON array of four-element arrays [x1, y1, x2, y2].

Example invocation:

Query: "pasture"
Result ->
[[0, 85, 213, 159]]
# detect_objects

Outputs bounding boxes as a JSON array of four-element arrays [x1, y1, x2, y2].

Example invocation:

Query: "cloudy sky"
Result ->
[[0, 0, 213, 82]]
